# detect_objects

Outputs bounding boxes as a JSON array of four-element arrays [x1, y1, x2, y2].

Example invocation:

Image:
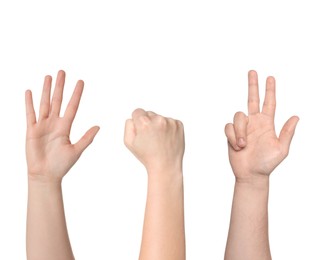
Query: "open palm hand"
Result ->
[[25, 71, 99, 182]]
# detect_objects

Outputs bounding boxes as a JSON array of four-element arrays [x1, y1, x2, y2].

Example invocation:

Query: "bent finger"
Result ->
[[146, 111, 157, 117], [225, 123, 241, 151], [233, 112, 248, 148], [132, 108, 150, 129]]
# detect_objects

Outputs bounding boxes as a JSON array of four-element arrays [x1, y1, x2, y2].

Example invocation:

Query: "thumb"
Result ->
[[279, 116, 299, 156], [74, 126, 100, 155], [124, 119, 136, 149]]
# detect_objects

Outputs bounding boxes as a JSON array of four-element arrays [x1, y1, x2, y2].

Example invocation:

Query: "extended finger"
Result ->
[[63, 80, 84, 126], [50, 70, 66, 117], [279, 116, 299, 157], [74, 126, 100, 155], [248, 70, 260, 115], [25, 90, 36, 127], [39, 75, 52, 120], [262, 76, 276, 118], [233, 112, 248, 148], [225, 123, 241, 151]]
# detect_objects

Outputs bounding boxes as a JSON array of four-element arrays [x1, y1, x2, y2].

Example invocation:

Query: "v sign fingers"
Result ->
[[262, 76, 276, 118], [248, 70, 260, 115]]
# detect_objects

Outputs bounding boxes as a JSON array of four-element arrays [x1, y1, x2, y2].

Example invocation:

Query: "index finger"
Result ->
[[248, 70, 260, 115], [132, 108, 150, 128]]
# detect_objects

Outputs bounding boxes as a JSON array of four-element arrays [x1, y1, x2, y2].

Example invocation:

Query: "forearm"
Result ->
[[27, 178, 74, 260], [225, 176, 271, 260], [139, 172, 186, 260]]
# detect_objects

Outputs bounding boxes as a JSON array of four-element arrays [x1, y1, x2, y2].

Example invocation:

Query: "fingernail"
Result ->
[[238, 138, 246, 147]]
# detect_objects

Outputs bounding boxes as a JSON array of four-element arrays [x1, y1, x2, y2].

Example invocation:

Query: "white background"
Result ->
[[0, 0, 319, 259]]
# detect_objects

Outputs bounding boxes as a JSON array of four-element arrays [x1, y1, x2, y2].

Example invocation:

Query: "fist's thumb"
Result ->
[[124, 119, 136, 148]]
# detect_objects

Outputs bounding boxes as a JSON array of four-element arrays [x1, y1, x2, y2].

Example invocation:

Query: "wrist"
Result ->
[[147, 168, 183, 184], [28, 177, 63, 198], [146, 169, 184, 200], [146, 161, 183, 176], [235, 174, 270, 191], [28, 173, 63, 186]]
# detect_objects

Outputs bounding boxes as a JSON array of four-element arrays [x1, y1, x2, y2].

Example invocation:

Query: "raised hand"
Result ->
[[124, 109, 186, 260], [224, 70, 299, 260], [25, 70, 100, 182], [225, 70, 299, 181]]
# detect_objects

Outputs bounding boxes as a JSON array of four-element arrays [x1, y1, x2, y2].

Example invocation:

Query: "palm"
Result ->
[[225, 71, 299, 180], [26, 118, 77, 179], [25, 71, 99, 182], [229, 114, 282, 178]]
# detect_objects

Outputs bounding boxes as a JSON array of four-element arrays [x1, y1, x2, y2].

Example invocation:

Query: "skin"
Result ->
[[25, 70, 99, 260], [224, 70, 299, 260], [124, 109, 186, 260]]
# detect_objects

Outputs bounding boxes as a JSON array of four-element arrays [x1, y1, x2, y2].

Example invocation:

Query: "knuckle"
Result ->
[[139, 115, 150, 125], [132, 108, 144, 118], [248, 97, 260, 103], [248, 99, 260, 108], [176, 120, 184, 128], [234, 111, 245, 120], [281, 147, 289, 158], [156, 115, 167, 126]]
